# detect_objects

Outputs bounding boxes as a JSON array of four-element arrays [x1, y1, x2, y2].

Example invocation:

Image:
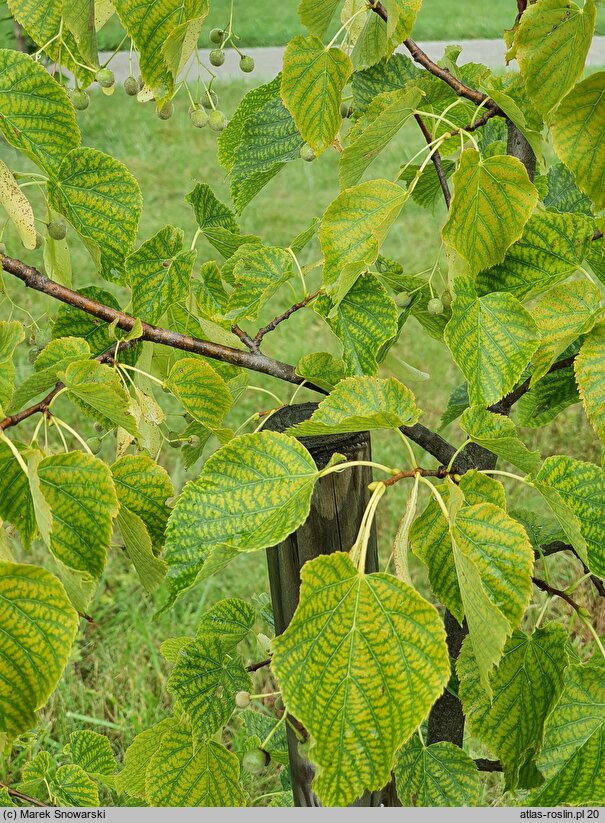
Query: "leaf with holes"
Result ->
[[394, 737, 480, 806], [271, 552, 449, 806], [0, 562, 78, 742], [442, 150, 538, 275]]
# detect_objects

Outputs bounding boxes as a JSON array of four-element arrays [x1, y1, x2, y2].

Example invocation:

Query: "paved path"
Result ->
[[100, 36, 605, 82]]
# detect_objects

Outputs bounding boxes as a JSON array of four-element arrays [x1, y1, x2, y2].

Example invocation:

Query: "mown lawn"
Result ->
[[1, 85, 603, 795]]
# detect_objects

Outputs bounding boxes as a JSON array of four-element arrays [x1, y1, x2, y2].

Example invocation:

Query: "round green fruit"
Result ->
[[209, 49, 225, 67], [209, 28, 224, 44], [201, 90, 218, 109], [124, 75, 140, 96], [47, 220, 67, 240], [157, 100, 174, 120], [95, 68, 115, 88], [396, 291, 413, 308], [189, 107, 209, 128], [239, 55, 255, 73], [235, 691, 251, 709], [242, 749, 269, 775], [427, 297, 444, 316], [208, 109, 228, 132], [300, 143, 316, 162], [441, 290, 453, 309], [70, 89, 90, 110]]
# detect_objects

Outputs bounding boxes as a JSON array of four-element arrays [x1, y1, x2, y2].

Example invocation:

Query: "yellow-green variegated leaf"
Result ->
[[339, 87, 422, 189], [0, 49, 80, 175], [442, 150, 538, 275], [286, 376, 419, 436], [444, 276, 539, 406], [0, 320, 24, 414], [383, 0, 423, 41], [116, 507, 167, 593], [167, 637, 251, 740], [458, 626, 568, 789], [271, 552, 449, 807], [531, 280, 600, 385], [299, 0, 341, 36], [534, 454, 605, 577], [67, 730, 117, 778], [146, 726, 246, 806], [226, 246, 294, 321], [48, 147, 142, 281], [164, 431, 317, 602], [281, 36, 351, 153], [116, 718, 175, 800], [37, 451, 119, 577], [394, 737, 480, 806], [195, 598, 255, 644], [0, 562, 78, 742], [575, 324, 605, 447], [552, 71, 605, 211], [0, 157, 35, 249], [296, 352, 346, 392], [61, 360, 139, 435], [112, 454, 173, 547], [0, 788, 15, 806], [161, 2, 209, 82], [62, 0, 100, 69], [127, 226, 196, 324], [166, 358, 232, 433], [512, 0, 595, 116], [320, 180, 406, 297], [459, 406, 541, 474], [50, 764, 99, 807], [0, 440, 36, 548], [315, 273, 399, 375], [531, 661, 605, 805]]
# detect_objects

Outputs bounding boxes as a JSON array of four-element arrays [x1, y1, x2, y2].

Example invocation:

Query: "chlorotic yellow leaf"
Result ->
[[459, 406, 541, 474], [37, 451, 119, 578], [444, 276, 539, 406], [116, 506, 167, 594], [296, 352, 346, 392], [116, 718, 175, 800], [281, 35, 352, 153], [394, 737, 480, 806], [0, 320, 24, 415], [531, 661, 605, 805], [225, 246, 294, 322], [442, 149, 538, 275], [271, 552, 450, 806], [552, 71, 605, 210], [61, 359, 139, 435], [166, 357, 232, 432], [0, 562, 78, 742], [287, 376, 420, 436], [512, 0, 595, 116], [146, 726, 246, 806], [575, 324, 605, 447], [0, 157, 35, 249], [112, 454, 173, 547], [195, 597, 255, 644], [67, 730, 117, 778], [51, 764, 99, 807], [299, 0, 341, 37], [0, 439, 36, 548]]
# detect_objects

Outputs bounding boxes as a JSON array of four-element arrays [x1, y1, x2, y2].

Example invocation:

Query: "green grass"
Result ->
[[1, 85, 604, 797]]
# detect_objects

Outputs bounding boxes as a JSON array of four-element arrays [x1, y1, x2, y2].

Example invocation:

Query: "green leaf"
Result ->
[[164, 431, 317, 601], [116, 718, 175, 800], [515, 362, 579, 427], [48, 147, 142, 281], [111, 454, 173, 547], [241, 709, 289, 765], [218, 75, 281, 172], [51, 764, 99, 807], [9, 337, 90, 414], [185, 182, 243, 257], [399, 159, 456, 210], [296, 352, 346, 392], [0, 320, 24, 414], [320, 179, 406, 298], [67, 730, 116, 778], [575, 324, 605, 447], [286, 376, 420, 436], [0, 562, 78, 742], [0, 49, 80, 175], [531, 280, 600, 385], [0, 788, 15, 807], [225, 246, 294, 321], [298, 0, 341, 36], [458, 625, 568, 789], [167, 637, 251, 740], [161, 3, 209, 84], [511, 0, 595, 116], [116, 507, 167, 593], [62, 0, 99, 69], [271, 552, 449, 806], [545, 162, 593, 215], [339, 87, 422, 189], [442, 150, 538, 275], [38, 451, 119, 577], [394, 737, 480, 806], [146, 727, 246, 806], [444, 276, 539, 406], [281, 35, 351, 154], [231, 97, 303, 213], [195, 598, 255, 644], [61, 359, 139, 435], [0, 157, 35, 249], [476, 211, 594, 299], [352, 54, 421, 112], [52, 287, 125, 357], [383, 0, 422, 42], [552, 71, 605, 211], [0, 440, 36, 547], [459, 406, 541, 474], [166, 357, 232, 432], [316, 273, 399, 376], [531, 661, 605, 805], [534, 454, 605, 576], [351, 12, 388, 71], [127, 225, 196, 324]]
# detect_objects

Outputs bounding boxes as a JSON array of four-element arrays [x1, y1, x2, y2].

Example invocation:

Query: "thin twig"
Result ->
[[494, 355, 576, 413], [0, 781, 49, 807], [254, 289, 321, 348], [247, 658, 271, 673], [381, 465, 449, 487], [231, 324, 258, 352], [532, 576, 581, 612], [413, 114, 451, 208]]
